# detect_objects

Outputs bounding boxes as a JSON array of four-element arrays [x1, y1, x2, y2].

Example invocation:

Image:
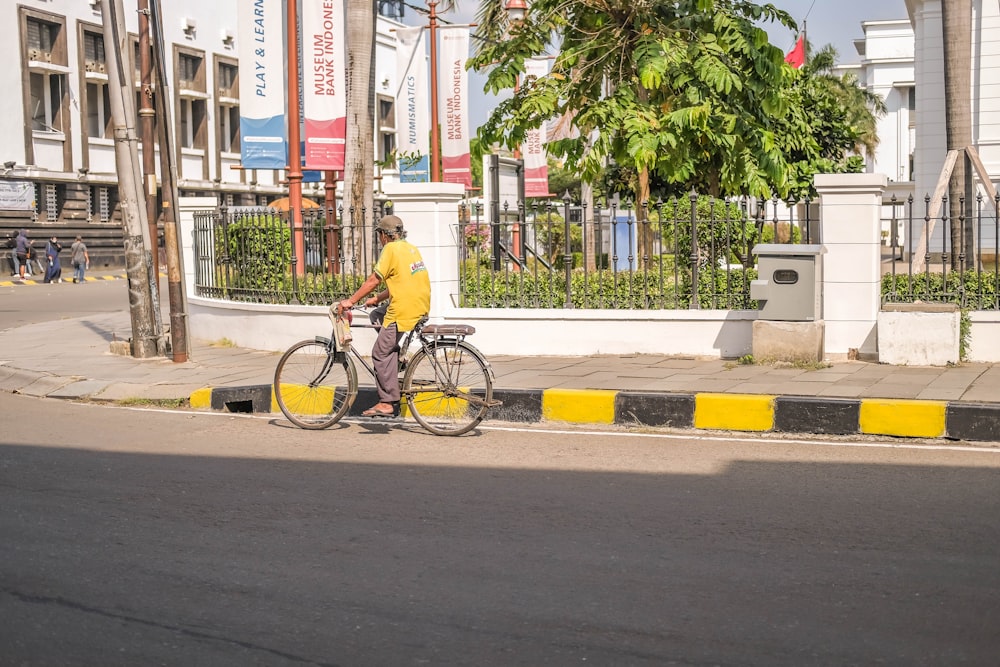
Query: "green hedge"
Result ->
[[881, 270, 1000, 310], [460, 263, 758, 310]]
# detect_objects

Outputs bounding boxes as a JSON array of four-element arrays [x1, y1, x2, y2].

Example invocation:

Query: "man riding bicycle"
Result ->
[[337, 215, 430, 417]]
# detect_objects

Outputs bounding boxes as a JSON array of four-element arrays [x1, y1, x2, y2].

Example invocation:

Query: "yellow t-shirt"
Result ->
[[374, 239, 431, 331]]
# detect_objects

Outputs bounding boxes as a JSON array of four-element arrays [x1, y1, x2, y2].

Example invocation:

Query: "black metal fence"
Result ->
[[190, 190, 1000, 313], [191, 194, 817, 310], [459, 194, 815, 310], [192, 204, 388, 305], [881, 193, 1000, 310]]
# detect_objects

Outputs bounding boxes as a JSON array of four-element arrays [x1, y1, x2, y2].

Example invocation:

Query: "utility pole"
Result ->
[[149, 0, 190, 361], [138, 0, 159, 279], [101, 0, 163, 358]]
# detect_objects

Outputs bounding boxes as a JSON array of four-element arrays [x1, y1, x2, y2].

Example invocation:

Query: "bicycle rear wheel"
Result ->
[[274, 339, 357, 429], [402, 340, 492, 436]]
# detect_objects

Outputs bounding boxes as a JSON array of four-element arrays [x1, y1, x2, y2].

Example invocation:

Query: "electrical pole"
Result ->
[[138, 0, 159, 279], [149, 0, 190, 361], [101, 0, 163, 358]]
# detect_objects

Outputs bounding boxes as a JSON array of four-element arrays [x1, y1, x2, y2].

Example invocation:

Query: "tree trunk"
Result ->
[[343, 0, 376, 273], [941, 0, 974, 270]]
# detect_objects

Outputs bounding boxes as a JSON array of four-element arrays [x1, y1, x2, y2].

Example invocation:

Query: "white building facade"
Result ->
[[0, 0, 408, 261], [905, 0, 1000, 206], [850, 20, 916, 190]]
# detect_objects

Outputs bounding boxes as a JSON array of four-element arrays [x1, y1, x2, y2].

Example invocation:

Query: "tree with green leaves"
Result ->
[[470, 0, 798, 266], [776, 43, 887, 198], [470, 0, 802, 194]]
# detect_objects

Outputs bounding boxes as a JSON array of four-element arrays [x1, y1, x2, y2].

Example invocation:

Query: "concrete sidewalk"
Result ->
[[1, 309, 999, 442]]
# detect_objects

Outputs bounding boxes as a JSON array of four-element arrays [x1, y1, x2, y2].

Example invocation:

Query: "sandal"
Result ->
[[362, 403, 396, 417]]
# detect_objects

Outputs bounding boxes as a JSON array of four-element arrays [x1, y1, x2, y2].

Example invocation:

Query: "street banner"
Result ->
[[395, 26, 429, 182], [301, 0, 347, 170], [237, 0, 287, 168], [522, 58, 550, 198], [438, 26, 471, 189]]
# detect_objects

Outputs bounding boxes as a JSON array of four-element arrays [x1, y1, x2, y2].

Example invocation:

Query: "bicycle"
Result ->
[[273, 307, 501, 436]]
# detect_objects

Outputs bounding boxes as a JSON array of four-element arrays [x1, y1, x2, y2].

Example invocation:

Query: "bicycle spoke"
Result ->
[[402, 340, 493, 436], [274, 340, 357, 429]]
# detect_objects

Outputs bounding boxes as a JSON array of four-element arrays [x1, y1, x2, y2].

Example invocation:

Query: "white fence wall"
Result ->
[[178, 175, 1000, 363]]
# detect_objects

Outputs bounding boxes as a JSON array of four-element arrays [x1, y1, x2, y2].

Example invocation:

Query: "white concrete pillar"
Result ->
[[381, 182, 465, 321], [815, 173, 887, 359], [178, 197, 219, 301]]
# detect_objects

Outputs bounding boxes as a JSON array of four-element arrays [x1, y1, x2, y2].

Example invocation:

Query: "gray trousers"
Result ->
[[372, 323, 404, 403]]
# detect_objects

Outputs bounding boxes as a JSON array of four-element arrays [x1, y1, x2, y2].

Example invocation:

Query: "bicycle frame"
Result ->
[[334, 315, 497, 398]]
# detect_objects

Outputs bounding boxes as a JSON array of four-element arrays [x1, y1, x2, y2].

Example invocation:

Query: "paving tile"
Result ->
[[917, 387, 967, 401]]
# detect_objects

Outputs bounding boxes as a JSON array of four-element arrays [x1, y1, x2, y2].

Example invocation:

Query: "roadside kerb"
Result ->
[[190, 384, 1000, 442]]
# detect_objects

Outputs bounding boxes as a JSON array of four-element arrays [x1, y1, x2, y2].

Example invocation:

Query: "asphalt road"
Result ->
[[0, 275, 133, 331], [2, 394, 999, 666]]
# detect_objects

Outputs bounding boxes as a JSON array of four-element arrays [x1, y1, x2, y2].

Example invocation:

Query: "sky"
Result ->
[[407, 0, 911, 131]]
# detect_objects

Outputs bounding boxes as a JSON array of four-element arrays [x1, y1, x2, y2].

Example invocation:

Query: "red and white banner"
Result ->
[[301, 0, 347, 170], [522, 58, 550, 198], [438, 26, 471, 189]]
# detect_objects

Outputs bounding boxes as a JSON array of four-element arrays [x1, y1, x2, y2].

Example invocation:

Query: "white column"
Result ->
[[178, 197, 219, 301], [380, 182, 465, 321], [815, 173, 887, 359]]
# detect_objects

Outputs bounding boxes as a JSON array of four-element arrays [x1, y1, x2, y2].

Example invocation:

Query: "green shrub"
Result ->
[[657, 196, 757, 266], [881, 271, 1000, 310], [460, 263, 758, 310], [224, 215, 291, 291]]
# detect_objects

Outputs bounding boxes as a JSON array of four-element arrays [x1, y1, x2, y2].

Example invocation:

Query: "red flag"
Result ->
[[785, 35, 805, 69]]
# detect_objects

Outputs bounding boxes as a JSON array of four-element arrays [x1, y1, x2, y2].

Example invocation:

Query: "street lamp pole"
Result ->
[[286, 0, 306, 277], [504, 0, 528, 260], [428, 0, 441, 182]]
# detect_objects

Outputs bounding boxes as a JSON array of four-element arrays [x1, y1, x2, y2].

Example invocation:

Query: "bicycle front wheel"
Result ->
[[274, 339, 357, 429], [402, 340, 492, 436]]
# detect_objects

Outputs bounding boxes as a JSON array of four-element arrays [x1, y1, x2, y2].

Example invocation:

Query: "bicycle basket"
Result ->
[[328, 305, 353, 351]]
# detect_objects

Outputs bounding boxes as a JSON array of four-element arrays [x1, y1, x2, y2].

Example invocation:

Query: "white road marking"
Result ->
[[110, 405, 1000, 454]]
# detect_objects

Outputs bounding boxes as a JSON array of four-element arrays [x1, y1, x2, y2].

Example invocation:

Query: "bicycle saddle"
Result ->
[[422, 324, 476, 336]]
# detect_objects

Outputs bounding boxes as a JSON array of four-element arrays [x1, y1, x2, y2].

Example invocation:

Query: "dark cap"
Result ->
[[376, 215, 403, 234]]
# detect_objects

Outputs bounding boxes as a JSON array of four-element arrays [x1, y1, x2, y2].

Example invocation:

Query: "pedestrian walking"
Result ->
[[43, 236, 63, 283], [14, 229, 31, 280], [70, 236, 90, 283], [5, 230, 18, 276]]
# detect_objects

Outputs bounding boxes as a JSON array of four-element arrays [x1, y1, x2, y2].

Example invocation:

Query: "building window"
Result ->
[[86, 82, 112, 138], [25, 15, 68, 134], [377, 95, 396, 166], [179, 53, 201, 86], [82, 31, 111, 139], [83, 31, 106, 72], [180, 99, 207, 149], [30, 72, 65, 133], [38, 183, 63, 221], [91, 185, 115, 222], [217, 61, 240, 154], [27, 17, 58, 60], [177, 51, 207, 150]]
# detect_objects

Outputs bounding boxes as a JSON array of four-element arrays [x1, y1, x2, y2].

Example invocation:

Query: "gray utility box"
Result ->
[[750, 244, 825, 321]]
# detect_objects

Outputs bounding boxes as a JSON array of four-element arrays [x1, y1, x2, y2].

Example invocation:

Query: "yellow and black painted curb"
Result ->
[[190, 384, 1000, 442], [0, 274, 129, 287]]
